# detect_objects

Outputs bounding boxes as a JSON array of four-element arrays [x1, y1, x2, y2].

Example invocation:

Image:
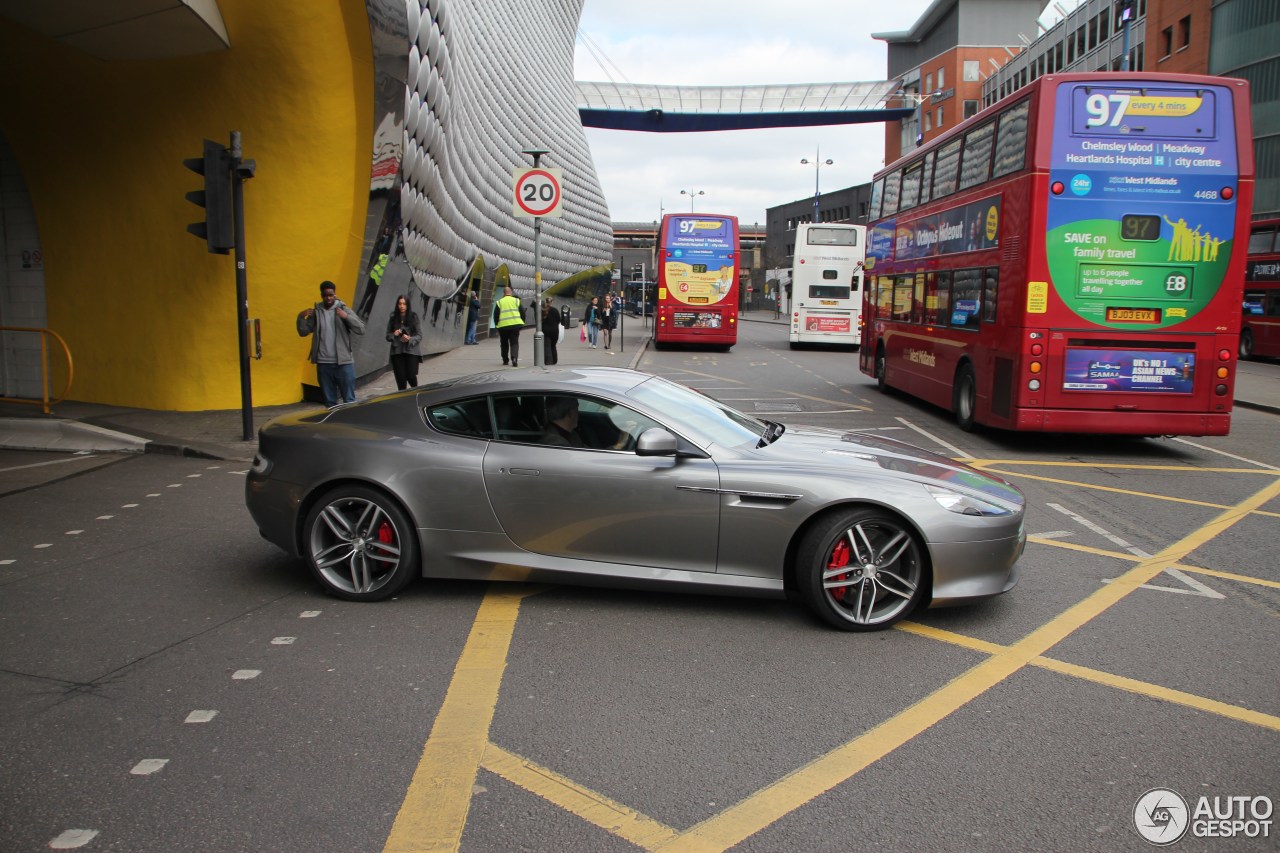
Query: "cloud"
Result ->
[[574, 0, 939, 222]]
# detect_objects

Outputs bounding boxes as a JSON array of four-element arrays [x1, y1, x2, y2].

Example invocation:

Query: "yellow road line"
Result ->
[[896, 624, 1280, 732], [655, 476, 1280, 852], [481, 743, 679, 848], [1029, 536, 1280, 588], [968, 460, 1280, 472], [384, 588, 533, 853]]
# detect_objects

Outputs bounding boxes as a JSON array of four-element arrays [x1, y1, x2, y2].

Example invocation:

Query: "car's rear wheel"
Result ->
[[1239, 330, 1254, 360], [796, 508, 927, 631], [303, 485, 419, 601]]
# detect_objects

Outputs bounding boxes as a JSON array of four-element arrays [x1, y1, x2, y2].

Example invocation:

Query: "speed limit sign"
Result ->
[[513, 167, 563, 218]]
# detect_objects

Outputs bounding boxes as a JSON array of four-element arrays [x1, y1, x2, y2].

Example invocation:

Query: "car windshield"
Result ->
[[628, 375, 766, 448]]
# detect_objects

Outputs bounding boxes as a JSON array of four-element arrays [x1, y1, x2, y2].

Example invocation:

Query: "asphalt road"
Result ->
[[0, 320, 1276, 852]]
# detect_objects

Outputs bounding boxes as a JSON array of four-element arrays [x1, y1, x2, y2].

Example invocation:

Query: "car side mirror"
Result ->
[[634, 427, 678, 457]]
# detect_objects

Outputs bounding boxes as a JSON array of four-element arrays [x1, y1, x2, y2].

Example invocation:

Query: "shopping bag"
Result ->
[[579, 325, 586, 342]]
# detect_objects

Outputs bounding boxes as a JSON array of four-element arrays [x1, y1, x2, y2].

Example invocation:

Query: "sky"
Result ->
[[573, 0, 1060, 226]]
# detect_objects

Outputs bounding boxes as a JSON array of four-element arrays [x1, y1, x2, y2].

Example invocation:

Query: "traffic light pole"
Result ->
[[230, 131, 254, 441]]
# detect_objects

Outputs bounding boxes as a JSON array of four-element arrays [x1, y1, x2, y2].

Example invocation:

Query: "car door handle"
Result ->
[[505, 467, 541, 476]]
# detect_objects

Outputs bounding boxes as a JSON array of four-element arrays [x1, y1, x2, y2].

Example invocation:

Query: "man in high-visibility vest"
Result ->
[[492, 285, 524, 367]]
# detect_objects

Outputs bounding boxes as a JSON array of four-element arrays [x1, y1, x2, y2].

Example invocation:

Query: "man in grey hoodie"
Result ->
[[297, 280, 366, 406]]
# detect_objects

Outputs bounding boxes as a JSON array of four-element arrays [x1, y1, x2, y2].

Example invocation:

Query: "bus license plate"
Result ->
[[1106, 307, 1160, 323]]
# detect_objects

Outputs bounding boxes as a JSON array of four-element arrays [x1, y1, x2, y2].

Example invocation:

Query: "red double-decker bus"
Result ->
[[859, 72, 1254, 435], [1242, 218, 1280, 360], [654, 213, 739, 349]]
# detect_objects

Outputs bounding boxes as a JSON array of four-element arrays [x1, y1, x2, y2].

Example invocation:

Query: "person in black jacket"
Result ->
[[541, 298, 561, 365], [386, 295, 422, 390]]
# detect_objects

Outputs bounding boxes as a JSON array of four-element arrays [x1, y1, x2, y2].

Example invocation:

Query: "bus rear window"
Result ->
[[810, 284, 851, 299], [807, 227, 859, 246]]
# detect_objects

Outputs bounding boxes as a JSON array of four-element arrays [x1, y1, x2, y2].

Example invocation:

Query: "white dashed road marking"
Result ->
[[49, 829, 98, 849], [232, 670, 261, 680], [130, 759, 169, 775], [185, 710, 218, 724]]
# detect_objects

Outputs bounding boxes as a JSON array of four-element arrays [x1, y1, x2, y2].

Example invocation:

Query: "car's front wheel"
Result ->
[[303, 485, 419, 601], [796, 508, 928, 631]]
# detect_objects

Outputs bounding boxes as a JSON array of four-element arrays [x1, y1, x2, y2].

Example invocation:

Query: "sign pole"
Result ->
[[516, 148, 555, 368]]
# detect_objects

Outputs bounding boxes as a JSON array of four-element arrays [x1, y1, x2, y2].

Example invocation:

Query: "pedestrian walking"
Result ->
[[386, 294, 422, 390], [297, 280, 366, 406], [541, 298, 561, 365], [464, 290, 480, 344], [601, 294, 617, 349], [492, 285, 524, 367], [583, 296, 601, 348]]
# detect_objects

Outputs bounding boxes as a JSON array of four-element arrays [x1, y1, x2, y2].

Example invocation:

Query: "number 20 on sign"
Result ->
[[513, 167, 563, 218]]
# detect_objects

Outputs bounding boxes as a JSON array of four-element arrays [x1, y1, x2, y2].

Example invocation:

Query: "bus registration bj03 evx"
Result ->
[[859, 71, 1253, 436]]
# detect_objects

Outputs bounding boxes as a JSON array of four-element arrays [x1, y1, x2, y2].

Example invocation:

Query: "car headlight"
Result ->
[[926, 485, 1012, 517]]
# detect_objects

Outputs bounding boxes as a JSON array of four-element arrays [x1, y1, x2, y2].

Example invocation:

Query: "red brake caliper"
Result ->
[[827, 538, 851, 601], [377, 521, 395, 545]]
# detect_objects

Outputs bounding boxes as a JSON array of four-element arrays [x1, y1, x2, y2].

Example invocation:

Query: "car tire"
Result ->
[[1239, 330, 1254, 360], [796, 508, 928, 631], [302, 485, 419, 601], [953, 363, 977, 432], [875, 345, 888, 392]]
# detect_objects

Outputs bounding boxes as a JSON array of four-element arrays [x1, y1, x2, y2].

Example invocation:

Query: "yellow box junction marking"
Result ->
[[385, 473, 1280, 852]]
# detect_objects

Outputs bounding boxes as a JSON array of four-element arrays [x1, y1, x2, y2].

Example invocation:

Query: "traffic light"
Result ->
[[184, 139, 233, 254]]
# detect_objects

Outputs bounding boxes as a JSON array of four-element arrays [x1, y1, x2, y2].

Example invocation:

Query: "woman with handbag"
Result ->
[[582, 296, 601, 348], [386, 294, 422, 389]]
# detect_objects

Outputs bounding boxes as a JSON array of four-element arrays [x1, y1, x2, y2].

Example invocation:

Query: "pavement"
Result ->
[[0, 311, 666, 462], [2, 311, 1278, 461]]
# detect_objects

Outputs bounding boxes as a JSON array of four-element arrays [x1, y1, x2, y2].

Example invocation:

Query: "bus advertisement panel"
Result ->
[[656, 214, 739, 348], [860, 73, 1253, 436], [1242, 218, 1280, 359], [789, 223, 866, 349]]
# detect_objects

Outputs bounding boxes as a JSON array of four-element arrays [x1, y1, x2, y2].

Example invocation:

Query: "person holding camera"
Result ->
[[386, 294, 422, 390], [297, 280, 366, 406]]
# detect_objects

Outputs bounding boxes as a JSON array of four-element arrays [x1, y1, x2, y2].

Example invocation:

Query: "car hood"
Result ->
[[760, 425, 1024, 509]]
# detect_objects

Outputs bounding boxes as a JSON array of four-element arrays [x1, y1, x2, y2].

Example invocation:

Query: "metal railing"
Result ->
[[0, 326, 74, 414]]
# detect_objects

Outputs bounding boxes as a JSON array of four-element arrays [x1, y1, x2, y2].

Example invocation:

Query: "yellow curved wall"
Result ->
[[0, 1, 373, 409]]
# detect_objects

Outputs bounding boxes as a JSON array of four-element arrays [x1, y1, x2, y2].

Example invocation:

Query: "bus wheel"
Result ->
[[875, 346, 888, 392], [1239, 330, 1254, 360], [953, 364, 977, 431]]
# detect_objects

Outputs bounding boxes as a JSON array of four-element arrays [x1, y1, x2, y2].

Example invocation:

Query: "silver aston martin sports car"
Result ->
[[246, 367, 1025, 631]]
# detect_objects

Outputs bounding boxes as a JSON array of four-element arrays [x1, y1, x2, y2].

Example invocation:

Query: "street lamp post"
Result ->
[[679, 188, 704, 212], [800, 148, 832, 223]]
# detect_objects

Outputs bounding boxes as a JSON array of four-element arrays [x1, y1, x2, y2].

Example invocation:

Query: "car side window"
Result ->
[[425, 397, 494, 439]]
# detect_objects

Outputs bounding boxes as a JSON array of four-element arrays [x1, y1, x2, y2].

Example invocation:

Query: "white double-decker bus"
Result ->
[[788, 222, 866, 349]]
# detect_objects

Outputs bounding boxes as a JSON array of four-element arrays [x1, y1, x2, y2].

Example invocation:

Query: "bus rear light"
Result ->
[[1216, 366, 1229, 379], [1031, 343, 1043, 356], [1222, 187, 1234, 200], [1219, 348, 1232, 361], [1051, 182, 1064, 195], [1028, 379, 1041, 391], [1215, 384, 1229, 396], [1029, 362, 1042, 374]]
